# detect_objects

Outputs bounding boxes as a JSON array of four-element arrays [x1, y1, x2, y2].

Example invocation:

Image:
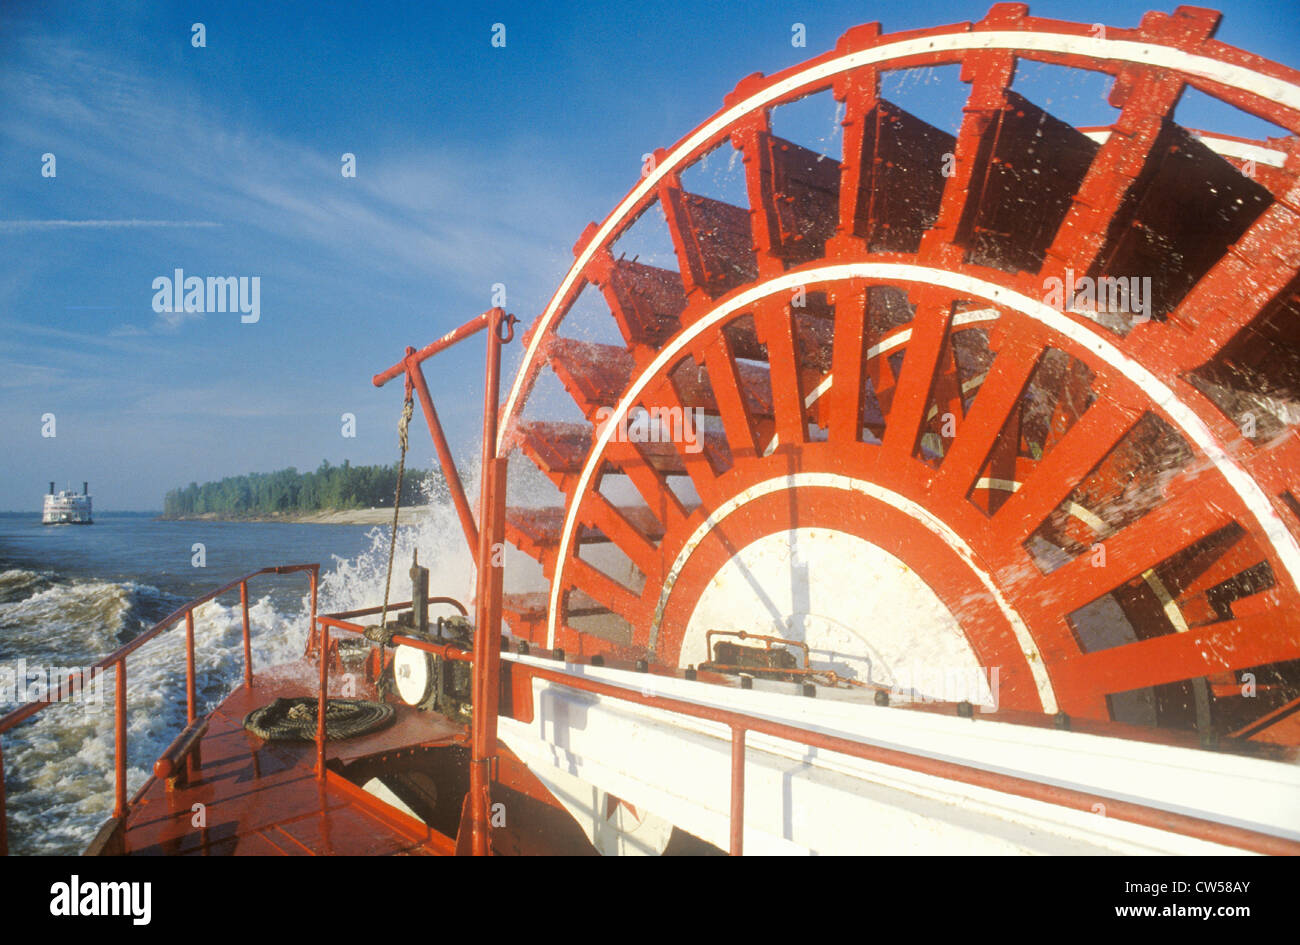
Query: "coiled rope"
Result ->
[[243, 696, 395, 741]]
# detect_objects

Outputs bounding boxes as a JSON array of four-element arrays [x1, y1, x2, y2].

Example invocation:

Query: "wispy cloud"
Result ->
[[0, 220, 221, 231], [0, 33, 582, 309], [0, 20, 600, 509], [129, 383, 338, 420], [0, 358, 67, 390]]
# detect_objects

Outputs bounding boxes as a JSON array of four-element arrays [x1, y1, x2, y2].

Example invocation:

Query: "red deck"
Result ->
[[122, 664, 463, 856]]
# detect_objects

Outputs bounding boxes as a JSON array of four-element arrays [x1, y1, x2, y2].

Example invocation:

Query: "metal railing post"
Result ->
[[241, 580, 253, 690], [309, 566, 318, 648], [315, 586, 328, 779], [730, 726, 745, 856], [184, 611, 197, 725], [114, 662, 127, 819]]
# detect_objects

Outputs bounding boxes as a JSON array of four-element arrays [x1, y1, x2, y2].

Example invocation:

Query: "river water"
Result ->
[[0, 496, 472, 855]]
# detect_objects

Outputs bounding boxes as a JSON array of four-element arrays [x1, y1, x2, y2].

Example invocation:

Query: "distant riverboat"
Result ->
[[42, 481, 93, 525]]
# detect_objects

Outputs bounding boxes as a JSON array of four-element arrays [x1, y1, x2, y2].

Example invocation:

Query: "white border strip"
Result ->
[[1082, 129, 1287, 167]]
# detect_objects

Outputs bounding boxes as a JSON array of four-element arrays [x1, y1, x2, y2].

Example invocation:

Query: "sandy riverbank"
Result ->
[[159, 507, 426, 525]]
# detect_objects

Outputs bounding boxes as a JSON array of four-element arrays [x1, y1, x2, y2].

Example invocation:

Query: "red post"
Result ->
[[309, 566, 318, 658], [469, 307, 510, 856], [0, 737, 8, 856], [316, 593, 328, 779], [373, 313, 497, 559], [408, 360, 480, 557], [184, 611, 197, 725], [114, 661, 127, 820], [730, 726, 746, 856], [241, 580, 253, 690]]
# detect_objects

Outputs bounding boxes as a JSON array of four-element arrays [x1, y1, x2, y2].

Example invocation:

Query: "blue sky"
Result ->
[[1, 0, 1296, 510]]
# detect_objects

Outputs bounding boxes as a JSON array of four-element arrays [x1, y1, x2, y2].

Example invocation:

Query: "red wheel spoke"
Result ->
[[880, 293, 955, 463], [658, 373, 726, 506], [830, 38, 881, 252], [918, 14, 1018, 264], [995, 398, 1142, 543], [567, 559, 643, 626], [1242, 432, 1300, 507], [733, 118, 782, 277], [828, 285, 869, 443], [1158, 195, 1300, 369], [703, 336, 761, 462], [1056, 612, 1300, 701], [931, 327, 1044, 500], [734, 114, 841, 275], [579, 492, 665, 583], [1168, 528, 1264, 626], [1041, 480, 1238, 616], [606, 439, 689, 534], [865, 336, 900, 423], [1041, 10, 1220, 278], [755, 299, 807, 450]]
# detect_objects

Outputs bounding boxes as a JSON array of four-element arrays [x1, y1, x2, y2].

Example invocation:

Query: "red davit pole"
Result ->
[[470, 308, 511, 856], [373, 307, 515, 855], [373, 310, 498, 560]]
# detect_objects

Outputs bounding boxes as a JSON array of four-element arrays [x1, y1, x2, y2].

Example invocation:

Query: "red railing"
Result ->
[[0, 563, 319, 856], [516, 662, 1300, 857], [304, 607, 1300, 856]]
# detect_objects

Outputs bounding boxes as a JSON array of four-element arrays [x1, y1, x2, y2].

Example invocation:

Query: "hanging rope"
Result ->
[[380, 387, 415, 632]]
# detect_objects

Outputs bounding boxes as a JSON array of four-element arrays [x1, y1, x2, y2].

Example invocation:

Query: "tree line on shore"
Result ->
[[162, 460, 434, 517]]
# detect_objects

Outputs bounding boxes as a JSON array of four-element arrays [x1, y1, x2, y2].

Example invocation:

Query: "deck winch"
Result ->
[[384, 553, 475, 722]]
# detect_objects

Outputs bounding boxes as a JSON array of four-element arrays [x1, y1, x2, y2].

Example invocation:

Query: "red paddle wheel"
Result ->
[[496, 5, 1300, 746]]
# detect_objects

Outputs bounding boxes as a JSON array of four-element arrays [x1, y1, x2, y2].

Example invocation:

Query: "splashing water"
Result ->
[[314, 470, 480, 620]]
